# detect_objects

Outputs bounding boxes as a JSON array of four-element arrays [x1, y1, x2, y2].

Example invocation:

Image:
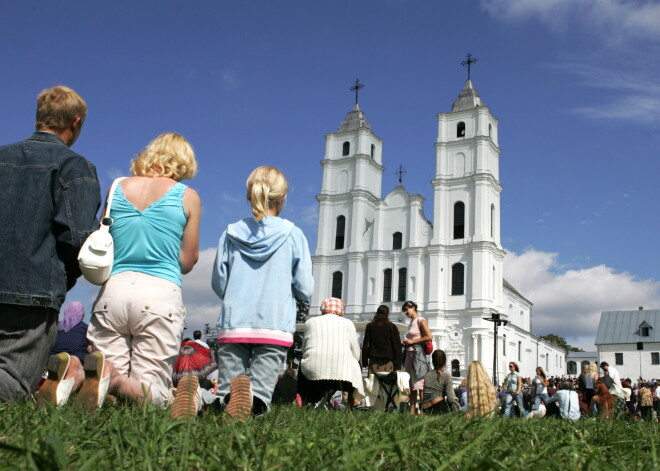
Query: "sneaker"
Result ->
[[73, 351, 110, 412], [36, 352, 75, 407], [226, 375, 252, 422], [171, 375, 201, 420]]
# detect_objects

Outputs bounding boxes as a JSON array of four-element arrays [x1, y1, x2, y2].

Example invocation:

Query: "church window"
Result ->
[[383, 269, 392, 302], [331, 271, 343, 299], [342, 141, 350, 156], [615, 353, 623, 365], [490, 204, 495, 238], [567, 361, 577, 375], [451, 359, 460, 377], [451, 263, 464, 296], [457, 121, 465, 138], [503, 334, 506, 356], [652, 352, 659, 365], [397, 268, 407, 301], [392, 232, 402, 250], [488, 123, 492, 137], [335, 216, 345, 250], [453, 202, 465, 239], [518, 341, 522, 362], [370, 144, 375, 158]]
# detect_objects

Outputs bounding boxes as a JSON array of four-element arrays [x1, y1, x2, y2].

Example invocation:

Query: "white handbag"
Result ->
[[78, 177, 126, 285]]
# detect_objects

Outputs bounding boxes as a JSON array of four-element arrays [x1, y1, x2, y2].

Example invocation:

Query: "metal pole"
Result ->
[[493, 321, 498, 386]]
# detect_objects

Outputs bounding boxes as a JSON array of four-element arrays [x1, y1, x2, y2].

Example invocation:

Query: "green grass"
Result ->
[[0, 401, 658, 471]]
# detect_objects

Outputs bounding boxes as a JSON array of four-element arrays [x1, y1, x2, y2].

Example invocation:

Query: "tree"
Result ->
[[286, 299, 309, 367], [539, 334, 584, 353]]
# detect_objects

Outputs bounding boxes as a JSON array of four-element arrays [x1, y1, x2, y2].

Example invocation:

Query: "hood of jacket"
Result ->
[[226, 216, 295, 262]]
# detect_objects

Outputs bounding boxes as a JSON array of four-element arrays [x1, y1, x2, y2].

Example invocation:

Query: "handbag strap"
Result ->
[[101, 177, 127, 225]]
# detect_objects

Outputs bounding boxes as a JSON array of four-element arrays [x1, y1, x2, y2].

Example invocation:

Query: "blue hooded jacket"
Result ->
[[211, 216, 313, 346]]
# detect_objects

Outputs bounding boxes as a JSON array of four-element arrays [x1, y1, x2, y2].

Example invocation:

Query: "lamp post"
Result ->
[[483, 312, 508, 386]]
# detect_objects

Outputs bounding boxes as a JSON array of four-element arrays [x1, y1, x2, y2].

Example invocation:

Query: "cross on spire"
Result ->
[[350, 78, 365, 105], [460, 53, 478, 81], [395, 164, 406, 184]]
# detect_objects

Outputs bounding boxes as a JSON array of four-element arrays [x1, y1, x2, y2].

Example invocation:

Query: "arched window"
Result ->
[[518, 341, 522, 362], [397, 268, 407, 301], [451, 263, 464, 295], [451, 359, 460, 377], [331, 271, 343, 299], [392, 232, 402, 250], [488, 123, 492, 137], [490, 204, 495, 238], [503, 334, 507, 356], [453, 202, 465, 239], [580, 360, 590, 371], [567, 361, 577, 375], [383, 269, 392, 302], [457, 121, 465, 138], [370, 144, 375, 158], [342, 141, 350, 156], [335, 215, 345, 250]]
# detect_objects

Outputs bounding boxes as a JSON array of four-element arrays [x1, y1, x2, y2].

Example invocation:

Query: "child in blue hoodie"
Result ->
[[211, 166, 314, 420]]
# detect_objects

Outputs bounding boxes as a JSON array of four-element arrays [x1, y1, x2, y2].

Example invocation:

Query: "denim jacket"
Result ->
[[0, 132, 101, 310]]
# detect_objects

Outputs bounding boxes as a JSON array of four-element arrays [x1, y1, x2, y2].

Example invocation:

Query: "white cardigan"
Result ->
[[300, 314, 365, 398]]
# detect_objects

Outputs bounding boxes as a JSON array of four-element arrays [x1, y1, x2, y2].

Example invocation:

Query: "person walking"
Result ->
[[0, 86, 100, 402], [212, 166, 314, 421]]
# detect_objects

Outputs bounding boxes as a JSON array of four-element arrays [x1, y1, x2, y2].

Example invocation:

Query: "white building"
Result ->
[[566, 351, 598, 377], [595, 309, 660, 380], [311, 78, 565, 380]]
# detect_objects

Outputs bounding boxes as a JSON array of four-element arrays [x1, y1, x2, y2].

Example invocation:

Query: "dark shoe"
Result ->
[[226, 375, 252, 422], [36, 353, 74, 407]]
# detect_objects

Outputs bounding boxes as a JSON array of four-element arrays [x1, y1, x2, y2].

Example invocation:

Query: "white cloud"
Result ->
[[504, 248, 660, 349], [481, 0, 660, 41]]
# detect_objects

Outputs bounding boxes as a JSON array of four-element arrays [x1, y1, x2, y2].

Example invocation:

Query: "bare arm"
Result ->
[[179, 187, 201, 274], [416, 318, 433, 343]]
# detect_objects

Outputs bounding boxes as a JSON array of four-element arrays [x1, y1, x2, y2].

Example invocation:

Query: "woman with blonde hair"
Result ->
[[75, 132, 200, 413], [212, 166, 313, 421], [466, 361, 498, 418]]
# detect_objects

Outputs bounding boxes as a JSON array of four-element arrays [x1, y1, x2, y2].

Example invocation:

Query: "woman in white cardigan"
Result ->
[[298, 297, 365, 408]]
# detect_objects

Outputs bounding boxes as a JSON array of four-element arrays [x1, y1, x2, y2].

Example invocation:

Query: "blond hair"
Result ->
[[130, 132, 197, 181], [35, 86, 87, 131], [467, 361, 497, 417], [246, 166, 288, 220]]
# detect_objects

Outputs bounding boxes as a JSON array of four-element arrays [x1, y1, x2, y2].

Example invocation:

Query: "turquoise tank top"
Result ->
[[109, 182, 188, 286]]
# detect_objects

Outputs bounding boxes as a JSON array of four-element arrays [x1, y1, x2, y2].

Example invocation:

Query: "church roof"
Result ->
[[338, 103, 372, 132], [503, 279, 530, 304], [451, 80, 485, 112], [594, 310, 660, 345]]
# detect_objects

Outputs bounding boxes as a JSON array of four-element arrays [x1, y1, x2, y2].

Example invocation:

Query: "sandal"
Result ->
[[36, 352, 75, 407], [73, 351, 110, 412], [226, 375, 252, 422]]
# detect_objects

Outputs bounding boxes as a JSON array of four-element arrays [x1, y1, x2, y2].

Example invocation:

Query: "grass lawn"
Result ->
[[0, 401, 658, 470]]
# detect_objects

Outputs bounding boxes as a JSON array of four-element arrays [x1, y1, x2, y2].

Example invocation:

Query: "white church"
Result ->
[[310, 77, 565, 380]]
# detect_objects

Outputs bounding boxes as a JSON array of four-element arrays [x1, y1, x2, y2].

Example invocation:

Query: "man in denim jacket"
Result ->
[[0, 86, 101, 401]]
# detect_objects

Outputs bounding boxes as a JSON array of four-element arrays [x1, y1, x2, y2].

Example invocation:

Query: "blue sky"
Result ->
[[2, 0, 658, 350]]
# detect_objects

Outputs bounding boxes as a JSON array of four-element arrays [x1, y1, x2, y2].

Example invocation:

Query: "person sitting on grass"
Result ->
[[590, 381, 614, 419], [464, 361, 499, 418], [544, 380, 580, 422], [421, 350, 459, 414]]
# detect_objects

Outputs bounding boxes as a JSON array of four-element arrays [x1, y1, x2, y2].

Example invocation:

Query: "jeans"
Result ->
[[503, 392, 525, 417], [534, 392, 551, 411], [216, 343, 288, 410], [0, 305, 58, 401]]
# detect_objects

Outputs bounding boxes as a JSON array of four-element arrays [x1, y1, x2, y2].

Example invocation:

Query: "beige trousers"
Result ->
[[87, 271, 185, 405]]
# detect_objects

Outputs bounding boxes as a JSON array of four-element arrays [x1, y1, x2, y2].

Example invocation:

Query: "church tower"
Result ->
[[428, 78, 505, 318], [312, 98, 384, 315]]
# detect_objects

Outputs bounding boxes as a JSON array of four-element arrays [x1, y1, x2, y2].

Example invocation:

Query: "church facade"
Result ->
[[310, 79, 565, 380]]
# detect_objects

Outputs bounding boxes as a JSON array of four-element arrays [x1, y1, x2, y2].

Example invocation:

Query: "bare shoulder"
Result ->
[[183, 186, 200, 201]]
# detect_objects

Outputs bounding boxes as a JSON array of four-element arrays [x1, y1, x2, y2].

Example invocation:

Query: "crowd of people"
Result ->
[[1, 85, 658, 424]]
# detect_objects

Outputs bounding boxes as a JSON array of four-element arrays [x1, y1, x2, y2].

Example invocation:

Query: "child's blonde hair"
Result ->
[[246, 166, 288, 220], [130, 132, 197, 181], [467, 361, 497, 417]]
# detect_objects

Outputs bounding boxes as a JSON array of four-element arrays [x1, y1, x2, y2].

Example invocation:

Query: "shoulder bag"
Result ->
[[78, 177, 126, 285]]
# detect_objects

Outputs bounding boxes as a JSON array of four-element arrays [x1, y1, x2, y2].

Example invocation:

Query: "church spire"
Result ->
[[338, 78, 372, 132]]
